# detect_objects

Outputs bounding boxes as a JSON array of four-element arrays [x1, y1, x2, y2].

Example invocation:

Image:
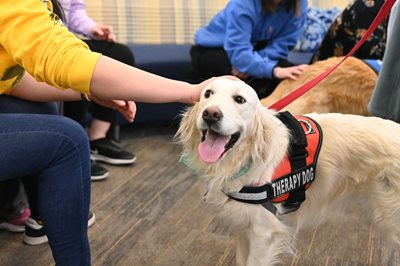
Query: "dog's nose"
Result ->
[[202, 106, 223, 124]]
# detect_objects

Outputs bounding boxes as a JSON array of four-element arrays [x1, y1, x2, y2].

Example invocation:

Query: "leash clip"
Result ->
[[298, 119, 315, 134]]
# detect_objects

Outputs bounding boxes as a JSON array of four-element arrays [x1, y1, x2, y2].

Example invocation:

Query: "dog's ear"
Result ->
[[175, 104, 201, 154], [249, 105, 275, 163]]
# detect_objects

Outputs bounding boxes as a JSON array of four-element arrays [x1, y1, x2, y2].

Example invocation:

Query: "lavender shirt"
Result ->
[[58, 0, 96, 38]]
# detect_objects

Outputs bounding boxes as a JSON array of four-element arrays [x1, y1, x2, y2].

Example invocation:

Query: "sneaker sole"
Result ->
[[24, 234, 48, 246], [91, 171, 109, 181], [91, 154, 136, 165], [0, 223, 25, 233], [88, 213, 96, 228]]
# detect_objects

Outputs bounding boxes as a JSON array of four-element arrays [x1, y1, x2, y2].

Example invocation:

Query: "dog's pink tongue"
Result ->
[[198, 131, 228, 164]]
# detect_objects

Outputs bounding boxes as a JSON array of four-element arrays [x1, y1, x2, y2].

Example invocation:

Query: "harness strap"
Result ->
[[276, 112, 307, 211], [225, 112, 323, 215], [226, 165, 315, 203]]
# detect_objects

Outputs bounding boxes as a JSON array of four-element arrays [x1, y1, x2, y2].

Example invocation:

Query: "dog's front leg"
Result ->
[[245, 214, 292, 266], [234, 230, 250, 266]]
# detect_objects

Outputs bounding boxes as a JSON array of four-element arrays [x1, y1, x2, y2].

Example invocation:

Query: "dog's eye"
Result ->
[[204, 89, 213, 98], [234, 95, 246, 104]]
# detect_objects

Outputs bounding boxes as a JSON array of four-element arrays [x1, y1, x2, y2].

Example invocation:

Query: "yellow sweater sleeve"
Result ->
[[0, 0, 101, 94]]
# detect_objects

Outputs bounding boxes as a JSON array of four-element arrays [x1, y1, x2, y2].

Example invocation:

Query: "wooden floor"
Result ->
[[0, 123, 399, 266]]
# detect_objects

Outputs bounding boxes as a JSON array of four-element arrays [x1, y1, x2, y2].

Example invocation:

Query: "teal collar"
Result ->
[[179, 153, 252, 180]]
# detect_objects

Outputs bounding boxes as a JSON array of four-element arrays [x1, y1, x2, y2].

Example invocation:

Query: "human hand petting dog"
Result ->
[[273, 64, 309, 80], [190, 75, 240, 103]]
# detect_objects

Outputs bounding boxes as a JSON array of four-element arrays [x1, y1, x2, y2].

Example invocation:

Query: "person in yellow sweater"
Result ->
[[0, 0, 230, 265]]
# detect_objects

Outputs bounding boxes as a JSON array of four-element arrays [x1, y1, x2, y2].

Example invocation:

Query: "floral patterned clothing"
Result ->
[[311, 0, 387, 63]]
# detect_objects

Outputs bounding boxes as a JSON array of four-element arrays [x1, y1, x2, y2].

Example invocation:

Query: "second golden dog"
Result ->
[[261, 56, 378, 115]]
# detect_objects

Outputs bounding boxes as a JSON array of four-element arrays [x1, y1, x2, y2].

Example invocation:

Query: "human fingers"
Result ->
[[126, 101, 137, 119], [92, 27, 106, 40], [191, 75, 240, 103], [217, 75, 240, 81], [116, 101, 135, 122], [99, 25, 114, 34], [297, 64, 309, 71], [107, 32, 116, 42]]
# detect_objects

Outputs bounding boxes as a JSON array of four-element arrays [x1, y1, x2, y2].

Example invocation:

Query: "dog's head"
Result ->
[[177, 78, 288, 182], [195, 78, 260, 163]]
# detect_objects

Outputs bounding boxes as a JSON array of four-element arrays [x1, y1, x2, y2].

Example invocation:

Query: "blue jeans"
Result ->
[[0, 98, 91, 265], [0, 96, 59, 220]]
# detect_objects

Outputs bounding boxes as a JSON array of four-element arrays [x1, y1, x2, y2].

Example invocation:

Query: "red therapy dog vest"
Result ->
[[226, 111, 323, 214]]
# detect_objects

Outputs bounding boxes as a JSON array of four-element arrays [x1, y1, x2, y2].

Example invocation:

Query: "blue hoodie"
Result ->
[[195, 0, 308, 78]]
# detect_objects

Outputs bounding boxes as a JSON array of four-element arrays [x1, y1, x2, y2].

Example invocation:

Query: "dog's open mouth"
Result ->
[[198, 129, 240, 163]]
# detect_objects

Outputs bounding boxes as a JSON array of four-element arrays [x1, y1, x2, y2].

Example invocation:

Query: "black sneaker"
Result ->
[[24, 217, 46, 245], [90, 138, 136, 165], [23, 212, 96, 246], [91, 160, 109, 181]]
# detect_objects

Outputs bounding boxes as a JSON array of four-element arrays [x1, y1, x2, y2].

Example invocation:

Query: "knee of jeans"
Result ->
[[56, 116, 90, 153]]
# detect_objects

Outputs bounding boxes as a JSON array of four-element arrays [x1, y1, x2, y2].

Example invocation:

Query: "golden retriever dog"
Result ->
[[261, 56, 378, 115], [176, 78, 400, 266]]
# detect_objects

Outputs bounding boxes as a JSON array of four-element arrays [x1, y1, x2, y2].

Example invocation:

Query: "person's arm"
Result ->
[[65, 0, 116, 42], [11, 73, 81, 102], [257, 1, 308, 65], [90, 56, 211, 104], [223, 1, 265, 78], [1, 0, 100, 94], [1, 0, 226, 106], [11, 73, 136, 122], [224, 0, 307, 79], [63, 0, 96, 37]]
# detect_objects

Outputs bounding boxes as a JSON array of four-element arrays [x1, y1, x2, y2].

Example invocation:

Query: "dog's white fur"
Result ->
[[176, 78, 400, 266]]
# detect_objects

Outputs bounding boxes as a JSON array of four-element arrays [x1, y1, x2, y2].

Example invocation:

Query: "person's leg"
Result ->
[[0, 179, 29, 232], [63, 100, 110, 180], [246, 59, 295, 99], [84, 40, 135, 66], [83, 40, 134, 133], [83, 40, 136, 165], [89, 103, 136, 165], [368, 7, 400, 122], [190, 45, 232, 78], [0, 113, 91, 265], [62, 100, 90, 127], [0, 96, 58, 232], [89, 118, 111, 140], [190, 45, 287, 98]]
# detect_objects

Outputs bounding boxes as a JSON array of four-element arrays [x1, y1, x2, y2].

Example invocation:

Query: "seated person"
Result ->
[[190, 0, 308, 98], [0, 101, 58, 234], [60, 0, 136, 181], [0, 181, 29, 233], [311, 0, 387, 63], [1, 0, 222, 263], [368, 0, 400, 122]]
